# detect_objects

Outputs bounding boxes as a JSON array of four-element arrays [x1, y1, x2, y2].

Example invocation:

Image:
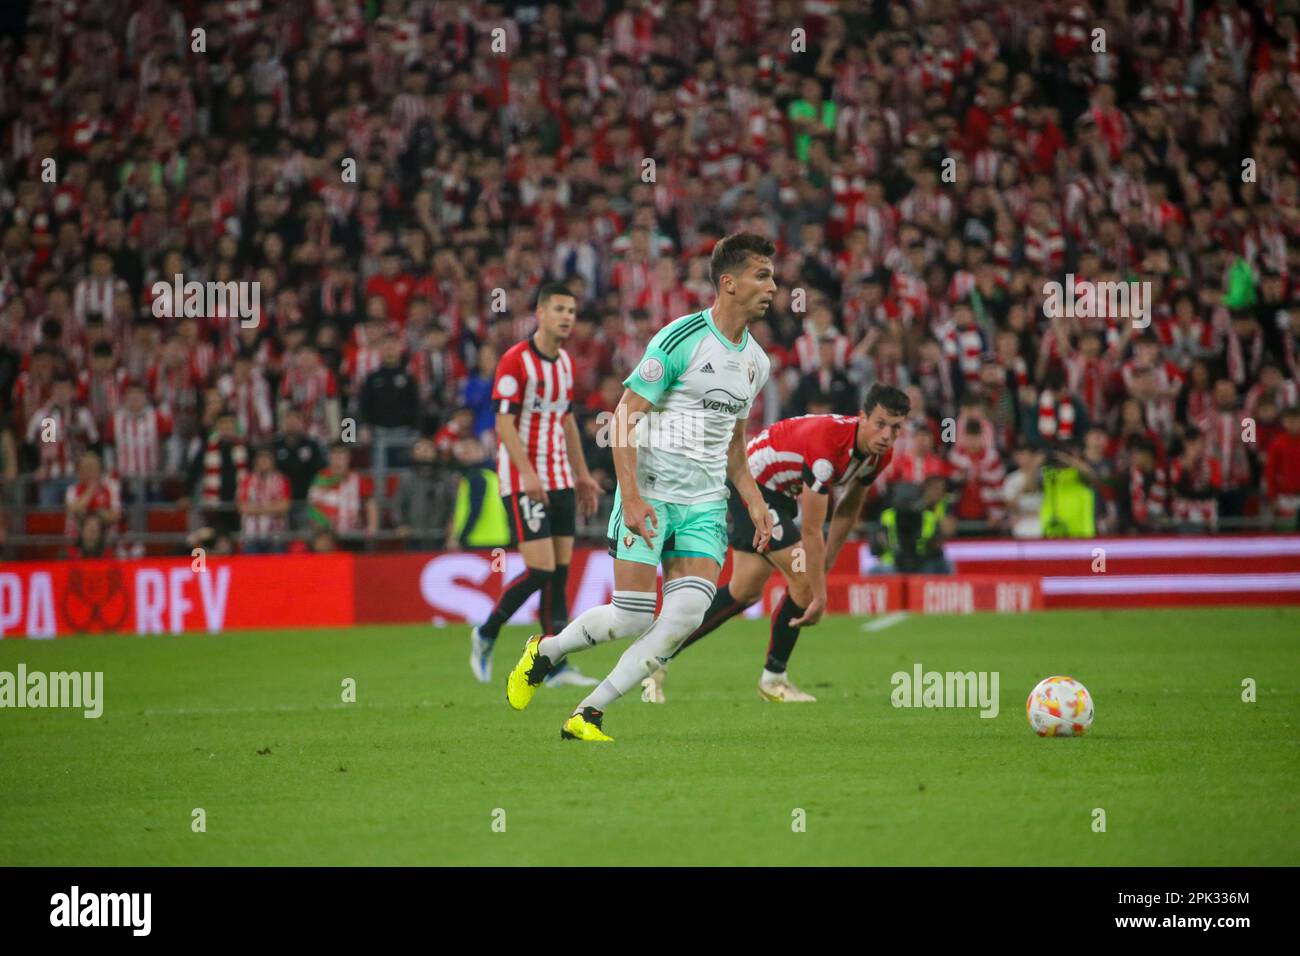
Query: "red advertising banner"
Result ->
[[354, 549, 639, 625], [762, 574, 905, 615], [904, 575, 1044, 613], [13, 534, 1297, 638], [0, 555, 354, 638]]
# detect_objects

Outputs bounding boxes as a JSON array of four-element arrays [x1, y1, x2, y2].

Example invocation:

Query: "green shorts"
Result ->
[[606, 490, 728, 568]]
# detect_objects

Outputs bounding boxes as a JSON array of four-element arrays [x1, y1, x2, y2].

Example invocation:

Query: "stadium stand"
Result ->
[[1, 0, 1298, 563]]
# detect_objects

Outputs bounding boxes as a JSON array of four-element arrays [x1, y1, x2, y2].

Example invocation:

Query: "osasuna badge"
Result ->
[[623, 534, 635, 548]]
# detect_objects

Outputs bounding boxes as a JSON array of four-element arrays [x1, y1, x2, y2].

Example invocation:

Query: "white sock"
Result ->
[[761, 668, 786, 684], [580, 577, 715, 711], [539, 590, 656, 662]]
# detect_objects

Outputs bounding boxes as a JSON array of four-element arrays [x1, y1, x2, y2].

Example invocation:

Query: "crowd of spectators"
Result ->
[[2, 0, 1300, 559]]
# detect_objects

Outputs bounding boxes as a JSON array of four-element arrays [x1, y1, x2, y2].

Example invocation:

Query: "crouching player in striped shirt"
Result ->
[[642, 384, 910, 703]]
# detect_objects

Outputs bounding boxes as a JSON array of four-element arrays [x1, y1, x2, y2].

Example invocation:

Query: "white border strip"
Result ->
[[1042, 573, 1300, 595], [945, 537, 1300, 561]]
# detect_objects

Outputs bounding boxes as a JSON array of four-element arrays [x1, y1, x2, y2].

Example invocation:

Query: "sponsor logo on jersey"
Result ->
[[701, 387, 746, 414], [638, 357, 664, 383], [701, 362, 714, 373]]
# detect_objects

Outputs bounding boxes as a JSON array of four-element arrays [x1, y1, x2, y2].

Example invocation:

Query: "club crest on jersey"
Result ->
[[623, 533, 635, 548], [746, 363, 755, 384]]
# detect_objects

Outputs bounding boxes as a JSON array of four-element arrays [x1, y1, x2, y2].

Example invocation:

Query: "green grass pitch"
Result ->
[[1, 607, 1296, 866]]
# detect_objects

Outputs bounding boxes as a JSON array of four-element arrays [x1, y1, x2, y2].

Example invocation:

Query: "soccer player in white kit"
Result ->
[[504, 233, 778, 741]]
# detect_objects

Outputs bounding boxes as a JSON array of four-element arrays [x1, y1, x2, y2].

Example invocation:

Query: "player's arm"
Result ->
[[727, 419, 772, 552], [610, 387, 657, 541], [616, 323, 702, 543], [562, 412, 600, 516], [824, 477, 868, 572], [790, 486, 830, 627], [495, 410, 547, 503]]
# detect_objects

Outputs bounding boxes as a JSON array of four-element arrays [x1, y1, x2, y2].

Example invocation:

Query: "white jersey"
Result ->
[[623, 307, 771, 504]]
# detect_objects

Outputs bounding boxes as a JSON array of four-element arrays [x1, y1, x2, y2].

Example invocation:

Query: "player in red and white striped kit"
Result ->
[[643, 384, 911, 704], [469, 283, 602, 687]]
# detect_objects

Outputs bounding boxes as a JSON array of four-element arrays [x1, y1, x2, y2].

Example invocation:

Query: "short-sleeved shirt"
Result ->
[[493, 337, 576, 494], [623, 308, 771, 504], [747, 414, 892, 498]]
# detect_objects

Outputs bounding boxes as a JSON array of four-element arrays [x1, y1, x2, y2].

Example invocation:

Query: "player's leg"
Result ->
[[469, 491, 556, 682], [676, 481, 776, 651], [537, 492, 598, 688], [562, 500, 726, 739], [676, 551, 771, 653], [640, 549, 770, 703], [754, 543, 818, 702], [639, 484, 771, 702], [504, 490, 660, 711]]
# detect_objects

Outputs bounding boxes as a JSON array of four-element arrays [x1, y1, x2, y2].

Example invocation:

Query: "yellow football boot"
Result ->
[[560, 707, 614, 742], [505, 635, 554, 711]]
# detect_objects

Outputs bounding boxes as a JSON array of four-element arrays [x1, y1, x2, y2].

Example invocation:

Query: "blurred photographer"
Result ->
[[872, 477, 955, 573], [1038, 439, 1101, 538]]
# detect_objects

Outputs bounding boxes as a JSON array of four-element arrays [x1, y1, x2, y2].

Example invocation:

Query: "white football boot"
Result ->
[[757, 671, 817, 702], [469, 626, 494, 683], [542, 660, 599, 688]]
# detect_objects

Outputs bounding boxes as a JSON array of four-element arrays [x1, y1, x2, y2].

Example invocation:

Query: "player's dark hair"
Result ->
[[709, 232, 775, 288], [535, 282, 575, 309], [863, 383, 911, 419]]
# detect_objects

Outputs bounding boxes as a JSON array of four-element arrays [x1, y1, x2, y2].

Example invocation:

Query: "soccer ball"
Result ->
[[1026, 676, 1093, 737]]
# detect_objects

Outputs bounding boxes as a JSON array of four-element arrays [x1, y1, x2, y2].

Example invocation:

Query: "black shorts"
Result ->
[[727, 481, 802, 554], [504, 487, 576, 544]]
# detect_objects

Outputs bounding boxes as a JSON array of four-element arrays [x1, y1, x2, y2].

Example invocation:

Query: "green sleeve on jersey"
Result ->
[[623, 314, 705, 405]]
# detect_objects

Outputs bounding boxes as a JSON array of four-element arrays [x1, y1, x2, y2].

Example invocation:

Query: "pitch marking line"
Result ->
[[862, 612, 909, 632]]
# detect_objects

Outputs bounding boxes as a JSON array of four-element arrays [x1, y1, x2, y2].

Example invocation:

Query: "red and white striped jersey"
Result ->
[[239, 469, 290, 538], [493, 339, 576, 494], [26, 402, 99, 480], [280, 363, 338, 443], [746, 414, 892, 499], [1196, 409, 1251, 488], [344, 343, 384, 393], [77, 367, 126, 435], [217, 371, 274, 443], [1169, 456, 1222, 527], [1129, 465, 1168, 527], [74, 276, 116, 324], [793, 330, 851, 373], [949, 443, 1007, 522], [108, 406, 172, 477]]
